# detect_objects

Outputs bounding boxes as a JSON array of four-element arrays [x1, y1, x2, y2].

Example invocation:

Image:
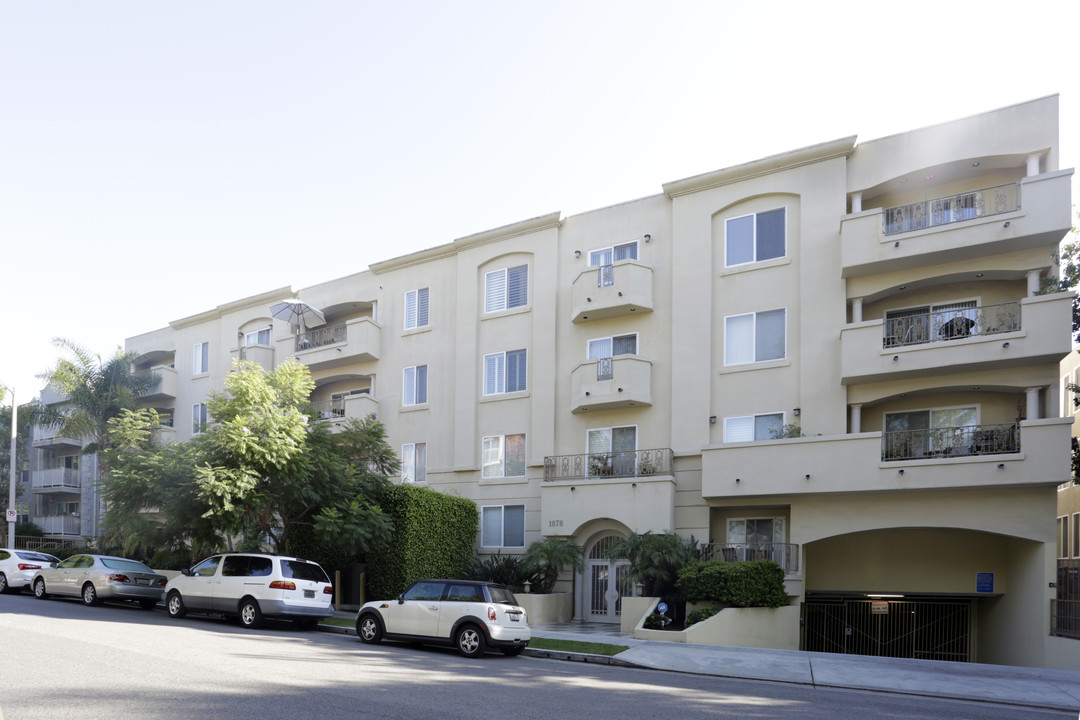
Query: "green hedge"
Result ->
[[675, 559, 788, 608], [685, 606, 722, 627], [366, 485, 477, 600]]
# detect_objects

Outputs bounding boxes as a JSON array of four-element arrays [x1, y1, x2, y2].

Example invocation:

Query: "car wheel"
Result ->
[[455, 624, 487, 658], [33, 577, 49, 599], [238, 598, 263, 629], [139, 598, 158, 610], [501, 645, 525, 657], [166, 591, 187, 618], [293, 617, 318, 631], [357, 614, 383, 644], [82, 583, 101, 606], [0, 572, 9, 594]]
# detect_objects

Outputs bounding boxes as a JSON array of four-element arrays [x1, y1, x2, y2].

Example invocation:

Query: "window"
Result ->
[[244, 329, 270, 346], [484, 265, 528, 312], [589, 242, 638, 266], [481, 505, 525, 548], [193, 342, 209, 374], [725, 309, 786, 365], [482, 434, 525, 478], [403, 365, 428, 406], [483, 349, 527, 395], [727, 516, 786, 561], [726, 208, 785, 266], [724, 413, 784, 442], [1074, 513, 1080, 558], [404, 288, 430, 330], [587, 426, 636, 476], [1060, 517, 1070, 559], [403, 581, 445, 601], [884, 406, 977, 457], [192, 403, 208, 434], [402, 443, 427, 483], [55, 501, 80, 516], [588, 334, 637, 359]]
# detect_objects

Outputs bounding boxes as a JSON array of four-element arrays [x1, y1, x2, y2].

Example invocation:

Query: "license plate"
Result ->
[[509, 614, 519, 622], [304, 589, 315, 599], [136, 578, 150, 586]]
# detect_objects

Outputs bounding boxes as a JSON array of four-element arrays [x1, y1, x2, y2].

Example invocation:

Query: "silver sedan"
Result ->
[[31, 554, 167, 609]]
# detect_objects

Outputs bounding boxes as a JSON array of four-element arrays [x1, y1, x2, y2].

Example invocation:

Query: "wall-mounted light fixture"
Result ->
[[1003, 221, 1010, 228], [574, 250, 581, 258], [805, 474, 810, 481], [1002, 342, 1010, 349], [893, 355, 899, 362], [898, 469, 904, 475], [735, 478, 741, 483], [709, 415, 717, 424], [997, 463, 1005, 469], [644, 234, 651, 243], [793, 408, 801, 417], [894, 241, 900, 248]]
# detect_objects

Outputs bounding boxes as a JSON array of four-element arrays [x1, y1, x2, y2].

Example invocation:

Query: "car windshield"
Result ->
[[281, 560, 329, 583], [487, 586, 518, 605], [100, 558, 154, 573], [16, 551, 58, 562]]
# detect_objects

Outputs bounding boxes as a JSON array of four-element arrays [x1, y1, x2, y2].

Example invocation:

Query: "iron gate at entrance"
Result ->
[[801, 599, 973, 662]]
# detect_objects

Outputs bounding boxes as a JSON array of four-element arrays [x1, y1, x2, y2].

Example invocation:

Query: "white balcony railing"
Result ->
[[37, 515, 82, 536], [31, 468, 81, 491]]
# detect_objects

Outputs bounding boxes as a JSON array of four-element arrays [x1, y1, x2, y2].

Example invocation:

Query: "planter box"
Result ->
[[626, 597, 799, 649], [515, 592, 572, 625]]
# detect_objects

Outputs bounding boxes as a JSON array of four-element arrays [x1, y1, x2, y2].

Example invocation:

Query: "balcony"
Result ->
[[138, 365, 177, 402], [37, 515, 82, 536], [311, 393, 380, 431], [571, 261, 654, 323], [31, 468, 81, 493], [882, 423, 1019, 461], [291, 317, 380, 371], [230, 344, 274, 371], [541, 449, 675, 537], [31, 426, 82, 451], [840, 170, 1073, 278], [570, 356, 652, 413], [699, 542, 800, 575], [701, 417, 1072, 499], [841, 292, 1073, 384]]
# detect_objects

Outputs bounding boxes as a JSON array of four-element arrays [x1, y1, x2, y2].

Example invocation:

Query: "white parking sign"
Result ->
[[5, 508, 16, 522]]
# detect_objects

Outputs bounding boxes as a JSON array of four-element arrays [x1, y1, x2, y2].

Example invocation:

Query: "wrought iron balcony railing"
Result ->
[[310, 399, 345, 420], [596, 356, 614, 381], [882, 423, 1019, 461], [699, 542, 800, 574], [883, 182, 1020, 235], [543, 448, 673, 481], [883, 301, 1020, 347], [295, 323, 347, 351], [598, 264, 614, 288]]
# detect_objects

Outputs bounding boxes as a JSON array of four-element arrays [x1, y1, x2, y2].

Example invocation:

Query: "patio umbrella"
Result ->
[[269, 299, 326, 334]]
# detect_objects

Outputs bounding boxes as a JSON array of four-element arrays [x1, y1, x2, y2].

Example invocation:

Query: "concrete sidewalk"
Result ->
[[527, 625, 1080, 713]]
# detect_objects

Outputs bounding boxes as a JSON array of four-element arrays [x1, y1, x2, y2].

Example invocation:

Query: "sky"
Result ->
[[1, 1, 1078, 404]]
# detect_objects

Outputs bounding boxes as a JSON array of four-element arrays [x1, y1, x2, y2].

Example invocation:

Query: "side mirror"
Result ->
[[181, 568, 193, 577], [397, 594, 405, 604]]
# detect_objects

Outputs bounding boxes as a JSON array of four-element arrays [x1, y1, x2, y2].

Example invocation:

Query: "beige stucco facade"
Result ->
[[122, 95, 1075, 668]]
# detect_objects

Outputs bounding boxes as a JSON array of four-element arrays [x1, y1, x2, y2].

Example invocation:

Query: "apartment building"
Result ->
[[120, 96, 1074, 668]]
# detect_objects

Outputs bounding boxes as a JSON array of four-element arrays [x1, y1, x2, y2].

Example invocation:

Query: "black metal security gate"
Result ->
[[802, 599, 973, 662]]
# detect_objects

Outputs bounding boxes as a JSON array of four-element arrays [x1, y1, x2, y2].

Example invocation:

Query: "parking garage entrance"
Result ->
[[801, 597, 974, 662]]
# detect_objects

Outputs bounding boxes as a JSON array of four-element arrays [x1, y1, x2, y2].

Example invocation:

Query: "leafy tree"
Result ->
[[195, 360, 395, 555], [605, 531, 699, 598], [523, 537, 583, 593]]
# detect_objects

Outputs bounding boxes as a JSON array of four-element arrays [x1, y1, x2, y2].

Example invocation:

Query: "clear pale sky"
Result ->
[[2, 1, 1078, 403]]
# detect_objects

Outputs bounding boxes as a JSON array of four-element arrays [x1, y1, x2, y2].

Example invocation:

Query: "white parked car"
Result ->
[[356, 579, 530, 657], [0, 548, 60, 594], [164, 553, 334, 629]]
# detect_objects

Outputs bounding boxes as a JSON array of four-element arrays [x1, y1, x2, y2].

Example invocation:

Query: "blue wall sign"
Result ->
[[976, 572, 994, 593]]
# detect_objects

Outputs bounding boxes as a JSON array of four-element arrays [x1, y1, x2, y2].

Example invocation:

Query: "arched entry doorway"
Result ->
[[585, 534, 632, 622]]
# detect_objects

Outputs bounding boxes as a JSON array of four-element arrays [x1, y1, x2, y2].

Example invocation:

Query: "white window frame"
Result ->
[[723, 412, 785, 443], [402, 365, 428, 406], [588, 241, 639, 266], [193, 342, 209, 375], [725, 208, 786, 267], [192, 403, 208, 435], [244, 328, 271, 346], [724, 309, 786, 365], [587, 333, 638, 359], [480, 505, 525, 548], [484, 265, 529, 313], [404, 288, 430, 330], [401, 442, 427, 483], [483, 349, 527, 395], [481, 433, 526, 479]]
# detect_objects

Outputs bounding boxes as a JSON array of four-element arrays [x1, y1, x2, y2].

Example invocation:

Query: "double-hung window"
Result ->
[[404, 288, 430, 330], [403, 365, 428, 406], [483, 349, 527, 395], [725, 208, 786, 266], [192, 403, 209, 434], [401, 443, 427, 483], [193, 342, 209, 375], [589, 242, 638, 266], [244, 329, 270, 346], [724, 310, 786, 365], [724, 413, 784, 442], [484, 265, 528, 313], [480, 505, 525, 548], [482, 434, 525, 479]]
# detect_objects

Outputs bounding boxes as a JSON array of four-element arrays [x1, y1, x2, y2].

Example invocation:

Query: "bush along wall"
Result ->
[[675, 559, 789, 608], [367, 484, 478, 600]]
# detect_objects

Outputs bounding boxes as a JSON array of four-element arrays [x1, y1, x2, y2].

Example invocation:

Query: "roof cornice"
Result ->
[[169, 286, 294, 329]]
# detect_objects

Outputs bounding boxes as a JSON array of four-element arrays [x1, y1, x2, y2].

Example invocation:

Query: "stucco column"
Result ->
[[1025, 387, 1041, 421], [850, 404, 862, 433], [851, 298, 863, 323], [851, 192, 862, 213], [1026, 153, 1041, 177], [1026, 270, 1041, 297]]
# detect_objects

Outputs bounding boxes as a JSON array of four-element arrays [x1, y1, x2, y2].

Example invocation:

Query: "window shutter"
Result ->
[[725, 417, 753, 442], [415, 365, 427, 404], [485, 269, 507, 312], [507, 265, 528, 308], [756, 208, 785, 261], [726, 215, 754, 266], [588, 338, 612, 360], [588, 429, 612, 454], [404, 290, 417, 329], [612, 334, 636, 356], [506, 350, 526, 392], [725, 315, 754, 365], [506, 434, 526, 476], [612, 426, 636, 453], [416, 287, 429, 327], [481, 507, 502, 547], [614, 242, 637, 261], [503, 506, 525, 547], [482, 436, 502, 478], [415, 443, 426, 482], [589, 248, 612, 267], [755, 413, 784, 440], [484, 353, 503, 395], [755, 309, 786, 361]]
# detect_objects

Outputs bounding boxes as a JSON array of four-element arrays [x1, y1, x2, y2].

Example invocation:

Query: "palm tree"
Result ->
[[605, 532, 699, 598], [39, 338, 160, 492], [523, 537, 583, 593]]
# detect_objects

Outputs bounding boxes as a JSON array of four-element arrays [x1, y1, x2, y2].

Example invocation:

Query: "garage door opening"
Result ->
[[801, 597, 973, 662]]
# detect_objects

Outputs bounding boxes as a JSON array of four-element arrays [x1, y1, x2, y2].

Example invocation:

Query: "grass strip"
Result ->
[[320, 616, 355, 628], [527, 637, 629, 656]]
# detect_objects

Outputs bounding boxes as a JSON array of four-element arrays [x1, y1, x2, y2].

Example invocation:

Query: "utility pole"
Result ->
[[6, 387, 16, 548]]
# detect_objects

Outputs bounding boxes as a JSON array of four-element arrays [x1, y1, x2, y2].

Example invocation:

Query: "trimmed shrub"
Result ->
[[676, 559, 788, 608], [468, 553, 540, 593], [685, 606, 723, 627], [367, 484, 477, 600]]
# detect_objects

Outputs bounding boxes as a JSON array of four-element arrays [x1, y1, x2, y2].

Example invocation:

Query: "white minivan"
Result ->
[[164, 553, 333, 629]]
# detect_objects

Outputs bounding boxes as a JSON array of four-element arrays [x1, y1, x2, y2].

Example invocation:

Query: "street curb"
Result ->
[[319, 623, 356, 636], [522, 648, 640, 668]]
